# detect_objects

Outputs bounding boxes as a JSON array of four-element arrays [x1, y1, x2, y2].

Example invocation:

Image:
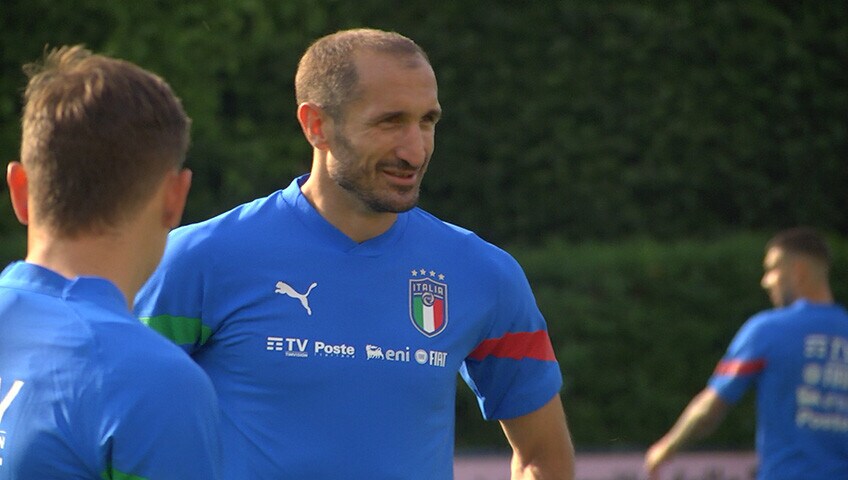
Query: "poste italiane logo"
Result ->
[[409, 269, 448, 337]]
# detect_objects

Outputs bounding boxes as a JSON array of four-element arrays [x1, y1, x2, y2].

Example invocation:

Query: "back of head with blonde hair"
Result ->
[[20, 45, 191, 237]]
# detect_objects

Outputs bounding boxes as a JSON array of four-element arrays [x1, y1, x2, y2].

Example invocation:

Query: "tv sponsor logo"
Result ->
[[266, 337, 356, 359], [266, 336, 309, 358], [266, 337, 446, 367]]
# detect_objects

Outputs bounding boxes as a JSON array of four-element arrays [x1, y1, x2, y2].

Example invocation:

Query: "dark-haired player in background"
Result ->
[[645, 227, 848, 479]]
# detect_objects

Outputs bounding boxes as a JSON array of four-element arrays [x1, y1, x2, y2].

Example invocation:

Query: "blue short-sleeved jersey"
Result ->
[[708, 299, 848, 479], [135, 175, 563, 479], [0, 262, 221, 480]]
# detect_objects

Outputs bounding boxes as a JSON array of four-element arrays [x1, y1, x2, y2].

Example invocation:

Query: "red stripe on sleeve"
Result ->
[[468, 330, 556, 362], [713, 358, 766, 376]]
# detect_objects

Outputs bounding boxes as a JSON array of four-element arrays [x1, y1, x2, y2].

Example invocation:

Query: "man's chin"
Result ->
[[377, 200, 418, 214], [368, 187, 420, 213], [773, 295, 793, 308], [368, 195, 419, 214]]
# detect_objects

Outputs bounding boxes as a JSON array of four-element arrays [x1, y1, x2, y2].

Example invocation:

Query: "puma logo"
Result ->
[[275, 281, 318, 316]]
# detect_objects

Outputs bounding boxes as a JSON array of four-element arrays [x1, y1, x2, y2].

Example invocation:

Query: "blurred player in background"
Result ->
[[136, 28, 575, 479], [645, 227, 848, 479], [0, 45, 221, 479]]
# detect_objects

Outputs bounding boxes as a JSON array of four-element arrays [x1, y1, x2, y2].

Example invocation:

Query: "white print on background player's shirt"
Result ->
[[0, 377, 25, 467], [275, 281, 318, 315]]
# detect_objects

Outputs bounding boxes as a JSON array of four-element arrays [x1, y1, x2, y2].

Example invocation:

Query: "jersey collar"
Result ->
[[0, 261, 129, 314], [281, 174, 409, 256]]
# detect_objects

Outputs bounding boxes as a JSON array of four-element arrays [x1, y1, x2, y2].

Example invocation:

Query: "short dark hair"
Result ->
[[766, 227, 831, 267], [21, 45, 190, 237], [295, 28, 429, 120]]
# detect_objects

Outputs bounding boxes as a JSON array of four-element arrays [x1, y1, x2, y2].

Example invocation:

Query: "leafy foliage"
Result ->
[[457, 232, 848, 449], [1, 1, 845, 243], [1, 0, 845, 451]]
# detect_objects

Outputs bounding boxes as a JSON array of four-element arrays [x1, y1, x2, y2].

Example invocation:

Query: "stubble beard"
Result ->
[[771, 286, 795, 308], [331, 130, 423, 214]]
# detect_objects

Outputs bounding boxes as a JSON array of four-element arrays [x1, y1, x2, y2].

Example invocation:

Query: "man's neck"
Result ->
[[25, 228, 144, 309], [802, 290, 835, 304], [792, 281, 835, 305], [300, 171, 398, 244]]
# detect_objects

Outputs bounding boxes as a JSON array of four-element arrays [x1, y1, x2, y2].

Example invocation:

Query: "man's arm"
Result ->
[[644, 387, 730, 477], [499, 394, 575, 480]]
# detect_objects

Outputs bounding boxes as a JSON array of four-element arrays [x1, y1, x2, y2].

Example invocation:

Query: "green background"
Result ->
[[2, 0, 845, 452]]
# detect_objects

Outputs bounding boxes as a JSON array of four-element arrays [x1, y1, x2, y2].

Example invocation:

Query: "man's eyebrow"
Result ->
[[371, 108, 442, 124], [370, 111, 405, 123], [423, 108, 442, 121]]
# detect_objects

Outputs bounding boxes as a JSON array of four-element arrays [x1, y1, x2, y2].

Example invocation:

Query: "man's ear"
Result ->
[[297, 103, 331, 150], [7, 162, 29, 225], [793, 254, 827, 287], [161, 168, 192, 230]]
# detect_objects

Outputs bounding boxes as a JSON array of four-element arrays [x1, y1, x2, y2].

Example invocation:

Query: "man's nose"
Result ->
[[395, 124, 430, 167]]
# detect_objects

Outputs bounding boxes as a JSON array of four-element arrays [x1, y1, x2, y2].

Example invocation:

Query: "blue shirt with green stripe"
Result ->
[[134, 175, 563, 479], [0, 262, 221, 480]]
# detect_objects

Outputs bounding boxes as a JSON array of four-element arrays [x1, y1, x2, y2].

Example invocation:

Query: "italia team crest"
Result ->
[[409, 270, 448, 337]]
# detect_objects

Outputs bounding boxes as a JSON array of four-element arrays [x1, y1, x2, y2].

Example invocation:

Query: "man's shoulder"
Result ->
[[409, 208, 503, 252], [0, 287, 96, 364], [411, 207, 519, 257], [741, 307, 791, 335], [2, 296, 206, 389], [0, 278, 119, 342], [168, 191, 285, 252], [752, 300, 848, 324], [739, 301, 848, 345], [92, 316, 212, 390], [0, 282, 63, 309]]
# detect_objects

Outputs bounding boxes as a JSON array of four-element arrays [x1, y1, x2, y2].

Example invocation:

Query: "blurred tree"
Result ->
[[1, 0, 845, 448], [1, 1, 845, 242]]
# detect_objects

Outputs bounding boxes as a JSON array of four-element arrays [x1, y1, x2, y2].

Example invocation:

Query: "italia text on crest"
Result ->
[[409, 269, 448, 337]]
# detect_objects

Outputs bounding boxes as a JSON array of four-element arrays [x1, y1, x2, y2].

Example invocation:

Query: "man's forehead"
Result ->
[[354, 47, 428, 67], [764, 247, 787, 266], [348, 51, 439, 114], [353, 50, 435, 84]]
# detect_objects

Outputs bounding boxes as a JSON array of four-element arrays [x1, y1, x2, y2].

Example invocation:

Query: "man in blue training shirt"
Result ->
[[135, 29, 575, 479], [645, 227, 848, 479], [0, 46, 221, 479]]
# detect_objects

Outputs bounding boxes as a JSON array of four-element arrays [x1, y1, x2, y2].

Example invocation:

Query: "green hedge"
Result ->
[[1, 1, 846, 244], [1, 0, 846, 452], [456, 231, 848, 450], [1, 224, 845, 450]]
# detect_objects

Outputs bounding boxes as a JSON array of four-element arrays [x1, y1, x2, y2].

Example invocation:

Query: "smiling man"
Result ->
[[135, 28, 575, 479]]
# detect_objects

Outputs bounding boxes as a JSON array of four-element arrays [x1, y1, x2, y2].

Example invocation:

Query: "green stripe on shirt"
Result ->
[[101, 467, 147, 480], [139, 315, 212, 346]]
